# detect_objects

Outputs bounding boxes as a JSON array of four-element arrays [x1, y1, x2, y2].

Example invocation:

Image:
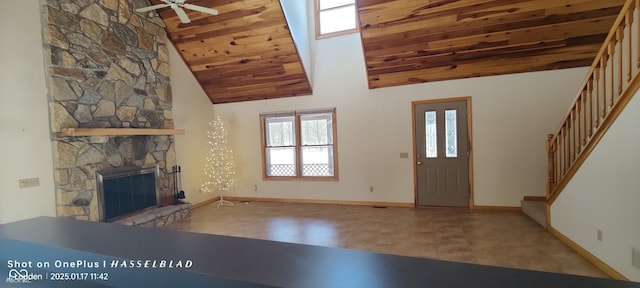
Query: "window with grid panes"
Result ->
[[260, 108, 338, 180]]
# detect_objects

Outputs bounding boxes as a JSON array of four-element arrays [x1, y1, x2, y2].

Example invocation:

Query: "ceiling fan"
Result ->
[[136, 0, 219, 24]]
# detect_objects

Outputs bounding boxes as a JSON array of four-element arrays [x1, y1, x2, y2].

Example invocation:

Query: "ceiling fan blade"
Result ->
[[173, 6, 191, 23], [135, 3, 170, 13], [183, 4, 219, 15]]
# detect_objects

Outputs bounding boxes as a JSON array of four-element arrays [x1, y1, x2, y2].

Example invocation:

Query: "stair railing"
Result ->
[[547, 0, 640, 204]]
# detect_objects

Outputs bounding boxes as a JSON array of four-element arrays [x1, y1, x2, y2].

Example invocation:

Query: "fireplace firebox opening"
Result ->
[[96, 165, 161, 222]]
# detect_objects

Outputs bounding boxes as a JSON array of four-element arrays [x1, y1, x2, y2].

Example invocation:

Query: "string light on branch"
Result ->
[[201, 115, 237, 195]]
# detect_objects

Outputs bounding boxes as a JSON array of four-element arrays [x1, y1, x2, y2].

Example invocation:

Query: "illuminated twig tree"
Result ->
[[201, 115, 237, 208]]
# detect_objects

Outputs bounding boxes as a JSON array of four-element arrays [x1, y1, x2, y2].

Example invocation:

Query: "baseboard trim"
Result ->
[[473, 205, 521, 212], [548, 226, 628, 280], [191, 197, 220, 210], [523, 196, 546, 201], [219, 196, 415, 208]]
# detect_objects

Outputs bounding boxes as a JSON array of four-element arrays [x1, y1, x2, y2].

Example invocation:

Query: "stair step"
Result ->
[[521, 200, 546, 228]]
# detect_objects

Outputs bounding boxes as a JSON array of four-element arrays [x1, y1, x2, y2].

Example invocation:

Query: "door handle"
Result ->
[[417, 161, 423, 165]]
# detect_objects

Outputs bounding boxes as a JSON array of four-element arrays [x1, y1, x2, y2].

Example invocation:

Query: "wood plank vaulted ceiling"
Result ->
[[148, 0, 625, 103], [148, 0, 312, 104]]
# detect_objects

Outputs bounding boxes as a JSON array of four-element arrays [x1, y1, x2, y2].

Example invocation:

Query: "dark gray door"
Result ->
[[415, 100, 469, 207]]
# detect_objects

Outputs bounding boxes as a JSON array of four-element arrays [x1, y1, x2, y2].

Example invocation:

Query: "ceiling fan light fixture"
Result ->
[[135, 0, 219, 23]]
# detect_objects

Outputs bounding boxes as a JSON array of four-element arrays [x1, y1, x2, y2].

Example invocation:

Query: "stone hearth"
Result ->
[[113, 203, 191, 227], [41, 0, 181, 221]]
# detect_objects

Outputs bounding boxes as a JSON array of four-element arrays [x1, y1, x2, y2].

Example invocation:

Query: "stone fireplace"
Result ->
[[41, 0, 185, 223]]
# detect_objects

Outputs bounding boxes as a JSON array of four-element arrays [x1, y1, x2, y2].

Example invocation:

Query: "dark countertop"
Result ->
[[0, 216, 638, 288]]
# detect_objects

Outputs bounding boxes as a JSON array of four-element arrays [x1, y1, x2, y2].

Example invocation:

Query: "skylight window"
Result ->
[[315, 0, 359, 38]]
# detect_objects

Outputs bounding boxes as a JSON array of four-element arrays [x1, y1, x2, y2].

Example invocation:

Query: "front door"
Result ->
[[414, 99, 470, 207]]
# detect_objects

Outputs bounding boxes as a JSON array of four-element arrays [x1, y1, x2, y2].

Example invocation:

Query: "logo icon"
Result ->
[[6, 269, 39, 284]]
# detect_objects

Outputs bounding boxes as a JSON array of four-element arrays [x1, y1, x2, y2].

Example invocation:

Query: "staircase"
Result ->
[[546, 0, 640, 204], [522, 0, 640, 228]]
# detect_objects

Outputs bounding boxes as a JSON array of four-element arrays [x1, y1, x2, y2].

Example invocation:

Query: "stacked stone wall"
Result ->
[[42, 0, 176, 221]]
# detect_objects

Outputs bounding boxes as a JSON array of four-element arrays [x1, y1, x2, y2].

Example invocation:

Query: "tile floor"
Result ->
[[165, 201, 607, 278]]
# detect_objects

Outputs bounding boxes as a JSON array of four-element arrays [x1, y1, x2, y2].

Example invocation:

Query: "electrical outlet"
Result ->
[[369, 187, 374, 193], [18, 178, 40, 188], [633, 248, 640, 270], [597, 229, 603, 242], [254, 184, 258, 192]]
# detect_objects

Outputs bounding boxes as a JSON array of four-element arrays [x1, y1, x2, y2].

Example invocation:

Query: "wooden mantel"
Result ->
[[59, 128, 185, 137]]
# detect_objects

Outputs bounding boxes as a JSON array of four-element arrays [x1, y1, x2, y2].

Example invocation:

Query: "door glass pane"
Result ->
[[425, 111, 437, 158], [445, 110, 457, 158], [302, 146, 334, 176], [266, 147, 296, 176]]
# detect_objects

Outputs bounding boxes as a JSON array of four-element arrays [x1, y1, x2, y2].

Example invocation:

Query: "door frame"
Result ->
[[411, 96, 474, 209]]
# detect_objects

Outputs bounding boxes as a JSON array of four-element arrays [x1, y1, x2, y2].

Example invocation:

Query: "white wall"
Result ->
[[209, 30, 586, 206], [169, 45, 219, 206], [0, 1, 56, 223], [551, 89, 640, 281]]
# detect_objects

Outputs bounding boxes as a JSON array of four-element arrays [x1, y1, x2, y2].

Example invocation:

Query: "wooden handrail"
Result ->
[[547, 0, 640, 204]]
